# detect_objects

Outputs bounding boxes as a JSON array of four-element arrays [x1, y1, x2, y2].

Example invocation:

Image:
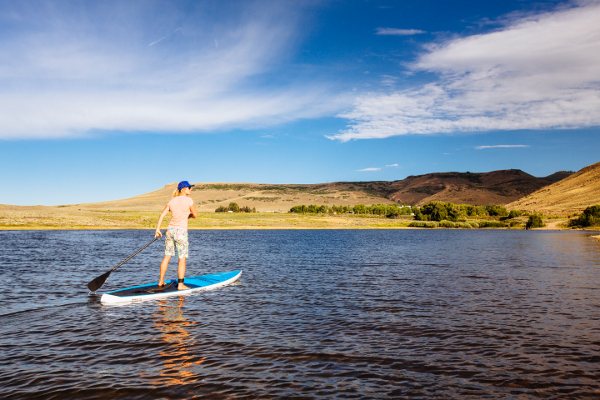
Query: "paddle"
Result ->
[[87, 233, 162, 292]]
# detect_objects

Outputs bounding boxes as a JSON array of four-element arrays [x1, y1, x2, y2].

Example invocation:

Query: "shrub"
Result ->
[[408, 221, 439, 228], [509, 220, 522, 227], [569, 205, 600, 227], [290, 205, 308, 213], [526, 214, 545, 229], [508, 210, 523, 219], [485, 205, 509, 217], [216, 204, 255, 213], [455, 222, 472, 229], [439, 220, 456, 228], [478, 221, 507, 228]]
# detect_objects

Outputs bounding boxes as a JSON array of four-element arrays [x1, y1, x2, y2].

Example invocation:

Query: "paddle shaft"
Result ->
[[110, 235, 161, 273], [87, 233, 162, 292]]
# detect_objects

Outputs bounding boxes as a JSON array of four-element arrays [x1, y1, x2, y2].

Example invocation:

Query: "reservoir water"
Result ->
[[1, 229, 600, 399]]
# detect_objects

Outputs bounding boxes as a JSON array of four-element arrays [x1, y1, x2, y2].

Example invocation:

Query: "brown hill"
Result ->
[[382, 169, 558, 206], [508, 161, 600, 215], [544, 171, 574, 182]]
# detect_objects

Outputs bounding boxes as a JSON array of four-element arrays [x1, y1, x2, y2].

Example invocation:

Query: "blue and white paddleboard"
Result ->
[[100, 270, 242, 304]]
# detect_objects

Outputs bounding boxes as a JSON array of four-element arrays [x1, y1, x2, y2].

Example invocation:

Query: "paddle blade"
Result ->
[[87, 270, 112, 292]]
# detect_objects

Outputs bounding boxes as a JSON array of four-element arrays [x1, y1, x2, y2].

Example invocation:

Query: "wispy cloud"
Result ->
[[380, 75, 398, 87], [358, 167, 381, 172], [149, 28, 181, 46], [475, 145, 529, 150], [332, 1, 600, 141], [375, 28, 426, 36], [386, 163, 398, 167], [0, 1, 345, 139]]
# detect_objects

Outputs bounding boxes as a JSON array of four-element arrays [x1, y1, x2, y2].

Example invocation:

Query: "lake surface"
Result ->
[[1, 229, 600, 399]]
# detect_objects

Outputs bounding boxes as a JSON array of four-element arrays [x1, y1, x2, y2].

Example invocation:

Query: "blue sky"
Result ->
[[1, 0, 599, 205]]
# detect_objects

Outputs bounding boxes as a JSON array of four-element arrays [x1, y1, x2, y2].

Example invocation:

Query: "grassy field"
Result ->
[[0, 204, 580, 230], [0, 208, 418, 230]]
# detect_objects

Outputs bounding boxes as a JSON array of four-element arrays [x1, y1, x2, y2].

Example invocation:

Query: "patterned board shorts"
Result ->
[[165, 227, 189, 259]]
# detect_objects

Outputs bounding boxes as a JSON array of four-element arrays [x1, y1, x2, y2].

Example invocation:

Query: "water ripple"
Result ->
[[1, 229, 600, 398]]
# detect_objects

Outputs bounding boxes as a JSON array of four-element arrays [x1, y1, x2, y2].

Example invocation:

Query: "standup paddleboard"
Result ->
[[100, 270, 242, 304]]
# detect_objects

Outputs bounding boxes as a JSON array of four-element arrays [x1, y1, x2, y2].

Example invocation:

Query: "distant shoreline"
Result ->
[[0, 226, 417, 230], [0, 205, 589, 231], [1, 227, 593, 231], [2, 223, 591, 231]]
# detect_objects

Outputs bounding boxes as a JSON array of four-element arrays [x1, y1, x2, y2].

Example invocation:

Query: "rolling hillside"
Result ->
[[508, 161, 600, 215], [383, 169, 564, 206], [42, 168, 567, 213], [0, 168, 577, 228]]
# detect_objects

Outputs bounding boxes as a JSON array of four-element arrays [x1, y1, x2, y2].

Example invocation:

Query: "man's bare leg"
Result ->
[[158, 255, 171, 286], [177, 257, 190, 290]]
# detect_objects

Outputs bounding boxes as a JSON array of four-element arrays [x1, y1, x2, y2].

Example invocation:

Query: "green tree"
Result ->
[[570, 204, 600, 227], [582, 205, 600, 226], [445, 202, 463, 221], [228, 202, 240, 212], [508, 210, 523, 219], [485, 205, 509, 217], [370, 204, 387, 215], [526, 214, 545, 229], [413, 207, 427, 221], [421, 202, 447, 221], [354, 204, 367, 214], [465, 205, 488, 217], [307, 204, 319, 213]]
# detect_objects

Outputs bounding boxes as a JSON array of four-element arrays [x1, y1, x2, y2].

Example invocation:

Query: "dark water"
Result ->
[[1, 229, 600, 399]]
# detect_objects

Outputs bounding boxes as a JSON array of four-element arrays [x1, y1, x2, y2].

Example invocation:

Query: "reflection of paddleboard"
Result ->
[[100, 270, 242, 304]]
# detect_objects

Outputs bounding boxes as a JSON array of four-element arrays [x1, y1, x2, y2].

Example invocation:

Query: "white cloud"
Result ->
[[475, 145, 529, 150], [358, 167, 381, 171], [375, 28, 426, 36], [332, 1, 600, 141], [386, 163, 398, 167], [0, 1, 345, 139]]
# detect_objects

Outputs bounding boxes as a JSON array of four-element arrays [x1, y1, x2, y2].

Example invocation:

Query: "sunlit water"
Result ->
[[1, 229, 600, 399]]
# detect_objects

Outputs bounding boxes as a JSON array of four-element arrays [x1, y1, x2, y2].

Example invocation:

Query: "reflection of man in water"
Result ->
[[152, 298, 204, 386]]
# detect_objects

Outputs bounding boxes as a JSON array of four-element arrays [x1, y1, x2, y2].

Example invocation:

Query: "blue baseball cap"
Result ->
[[177, 181, 195, 190]]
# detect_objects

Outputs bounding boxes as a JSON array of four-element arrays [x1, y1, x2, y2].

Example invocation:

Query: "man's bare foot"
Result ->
[[158, 281, 166, 287], [178, 283, 190, 290]]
